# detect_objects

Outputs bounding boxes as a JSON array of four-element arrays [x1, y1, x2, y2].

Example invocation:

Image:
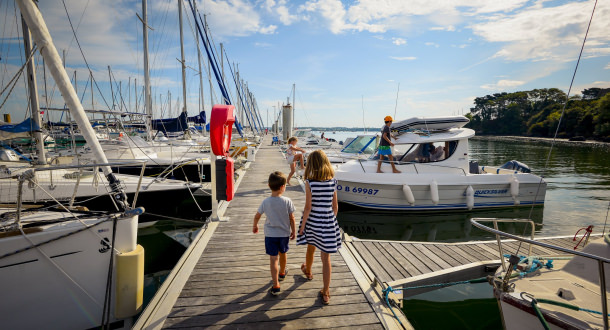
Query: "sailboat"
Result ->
[[1, 1, 143, 328]]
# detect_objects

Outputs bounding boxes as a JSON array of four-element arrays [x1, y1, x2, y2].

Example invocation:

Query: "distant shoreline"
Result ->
[[471, 135, 610, 149]]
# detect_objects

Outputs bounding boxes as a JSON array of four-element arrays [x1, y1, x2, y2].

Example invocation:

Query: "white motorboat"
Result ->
[[471, 218, 610, 330], [335, 116, 546, 211]]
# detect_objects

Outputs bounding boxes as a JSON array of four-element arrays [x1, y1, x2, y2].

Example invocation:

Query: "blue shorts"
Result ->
[[378, 145, 392, 156], [265, 236, 290, 256]]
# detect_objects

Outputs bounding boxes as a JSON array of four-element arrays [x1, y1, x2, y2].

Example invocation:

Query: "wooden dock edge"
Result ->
[[133, 161, 253, 330], [340, 233, 413, 330], [386, 260, 500, 289]]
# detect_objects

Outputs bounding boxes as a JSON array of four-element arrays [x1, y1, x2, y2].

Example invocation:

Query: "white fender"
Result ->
[[430, 180, 439, 205], [510, 176, 520, 205], [402, 184, 415, 205], [466, 185, 474, 210]]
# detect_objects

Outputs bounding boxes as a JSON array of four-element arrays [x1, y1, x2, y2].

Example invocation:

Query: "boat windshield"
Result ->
[[341, 136, 377, 154]]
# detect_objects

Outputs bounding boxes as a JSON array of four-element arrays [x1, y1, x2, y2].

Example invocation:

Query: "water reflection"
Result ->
[[337, 206, 543, 242]]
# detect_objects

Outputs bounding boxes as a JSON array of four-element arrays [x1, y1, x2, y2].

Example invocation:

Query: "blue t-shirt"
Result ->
[[257, 196, 295, 237]]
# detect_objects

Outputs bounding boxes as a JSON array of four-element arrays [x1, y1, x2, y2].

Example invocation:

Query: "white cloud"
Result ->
[[470, 1, 610, 62], [254, 42, 272, 48], [265, 0, 299, 25], [299, 0, 528, 34], [392, 38, 406, 46], [430, 25, 456, 32], [605, 63, 610, 70], [481, 79, 526, 90], [425, 42, 439, 48], [390, 56, 416, 61]]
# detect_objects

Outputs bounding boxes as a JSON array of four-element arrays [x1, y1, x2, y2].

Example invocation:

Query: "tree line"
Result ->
[[466, 87, 610, 141]]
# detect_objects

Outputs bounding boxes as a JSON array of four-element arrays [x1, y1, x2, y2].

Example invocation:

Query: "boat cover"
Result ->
[[0, 118, 39, 140]]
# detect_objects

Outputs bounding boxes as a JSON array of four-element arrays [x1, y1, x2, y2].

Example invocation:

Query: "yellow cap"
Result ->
[[384, 116, 393, 122]]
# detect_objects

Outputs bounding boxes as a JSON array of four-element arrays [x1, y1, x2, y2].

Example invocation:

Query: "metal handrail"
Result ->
[[471, 218, 609, 330], [472, 218, 536, 271]]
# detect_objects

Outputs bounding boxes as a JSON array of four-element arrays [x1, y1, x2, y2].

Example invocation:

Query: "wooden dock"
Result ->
[[135, 135, 405, 329], [134, 134, 590, 329]]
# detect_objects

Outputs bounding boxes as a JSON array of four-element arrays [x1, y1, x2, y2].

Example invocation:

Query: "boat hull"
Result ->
[[0, 212, 139, 329], [336, 175, 546, 211]]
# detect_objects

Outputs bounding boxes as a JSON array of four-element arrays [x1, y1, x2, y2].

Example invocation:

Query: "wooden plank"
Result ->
[[386, 243, 432, 275], [411, 243, 453, 269], [399, 243, 443, 272], [163, 303, 376, 327], [377, 242, 421, 277], [424, 244, 462, 267], [351, 241, 392, 283], [176, 286, 365, 306], [367, 241, 410, 280], [169, 292, 369, 317], [458, 243, 496, 261], [442, 244, 480, 263], [165, 313, 383, 330]]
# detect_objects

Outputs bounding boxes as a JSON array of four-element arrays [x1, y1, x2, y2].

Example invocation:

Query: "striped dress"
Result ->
[[296, 179, 342, 253]]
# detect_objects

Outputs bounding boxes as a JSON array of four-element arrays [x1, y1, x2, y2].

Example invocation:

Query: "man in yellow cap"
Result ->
[[377, 116, 401, 173]]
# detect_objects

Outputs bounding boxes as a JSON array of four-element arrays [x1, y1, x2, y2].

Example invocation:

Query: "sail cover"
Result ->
[[152, 112, 188, 136], [0, 118, 40, 140]]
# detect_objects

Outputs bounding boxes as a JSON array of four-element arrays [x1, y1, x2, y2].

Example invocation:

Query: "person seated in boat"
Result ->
[[420, 143, 435, 163], [377, 116, 401, 173], [286, 137, 306, 184], [430, 145, 445, 161]]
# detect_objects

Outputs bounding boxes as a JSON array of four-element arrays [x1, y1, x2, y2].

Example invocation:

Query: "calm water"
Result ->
[[316, 131, 609, 329]]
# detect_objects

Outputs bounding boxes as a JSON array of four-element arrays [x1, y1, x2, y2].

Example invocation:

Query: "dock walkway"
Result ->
[[153, 135, 397, 329], [135, 134, 591, 329]]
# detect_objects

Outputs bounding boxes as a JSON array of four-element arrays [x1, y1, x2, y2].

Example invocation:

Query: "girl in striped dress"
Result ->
[[297, 150, 341, 305]]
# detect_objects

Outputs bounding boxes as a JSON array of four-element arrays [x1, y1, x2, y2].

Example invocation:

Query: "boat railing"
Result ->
[[1, 160, 148, 223], [471, 218, 610, 329], [357, 158, 467, 175], [471, 218, 537, 271]]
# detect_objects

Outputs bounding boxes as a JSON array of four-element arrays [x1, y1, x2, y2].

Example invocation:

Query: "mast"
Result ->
[[178, 0, 187, 116], [142, 0, 153, 139], [16, 0, 128, 209], [21, 16, 46, 165], [192, 0, 206, 136]]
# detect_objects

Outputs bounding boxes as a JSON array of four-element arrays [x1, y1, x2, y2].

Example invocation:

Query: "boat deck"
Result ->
[[134, 134, 591, 329]]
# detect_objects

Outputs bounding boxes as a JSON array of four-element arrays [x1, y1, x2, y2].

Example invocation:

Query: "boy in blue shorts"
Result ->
[[377, 115, 401, 173], [253, 171, 296, 295]]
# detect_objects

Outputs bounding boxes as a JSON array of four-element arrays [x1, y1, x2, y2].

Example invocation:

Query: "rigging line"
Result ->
[[0, 0, 14, 90], [602, 201, 610, 236], [295, 88, 312, 127], [109, 68, 129, 112], [0, 45, 36, 112], [61, 0, 112, 110], [518, 0, 598, 254]]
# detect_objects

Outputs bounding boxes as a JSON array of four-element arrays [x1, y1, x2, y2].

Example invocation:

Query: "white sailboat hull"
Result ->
[[0, 210, 139, 329]]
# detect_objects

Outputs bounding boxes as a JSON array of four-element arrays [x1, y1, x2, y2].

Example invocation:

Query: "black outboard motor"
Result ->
[[500, 160, 531, 173]]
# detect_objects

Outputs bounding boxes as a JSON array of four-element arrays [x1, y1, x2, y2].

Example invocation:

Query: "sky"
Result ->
[[1, 0, 609, 128]]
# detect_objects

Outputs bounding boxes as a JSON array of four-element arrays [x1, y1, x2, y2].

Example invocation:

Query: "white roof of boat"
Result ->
[[394, 127, 474, 144]]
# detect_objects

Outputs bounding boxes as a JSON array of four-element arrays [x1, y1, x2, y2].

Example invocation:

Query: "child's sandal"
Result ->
[[301, 263, 313, 280], [319, 290, 330, 305]]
